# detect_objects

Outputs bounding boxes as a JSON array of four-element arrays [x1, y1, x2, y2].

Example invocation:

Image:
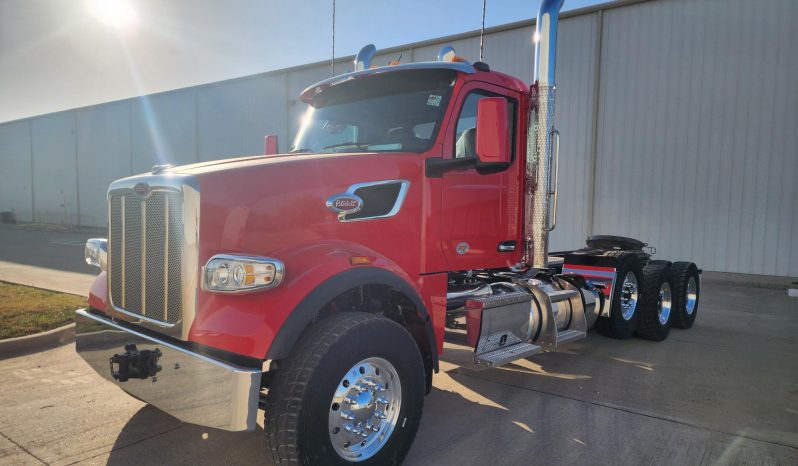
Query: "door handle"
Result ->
[[497, 241, 516, 252]]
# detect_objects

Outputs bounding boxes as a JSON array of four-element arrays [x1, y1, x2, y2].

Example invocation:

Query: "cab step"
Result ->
[[555, 329, 585, 345], [474, 342, 542, 368], [547, 289, 579, 303]]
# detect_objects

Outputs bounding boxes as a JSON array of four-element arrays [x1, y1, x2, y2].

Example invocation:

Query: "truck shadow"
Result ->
[[106, 405, 270, 465], [105, 386, 523, 466]]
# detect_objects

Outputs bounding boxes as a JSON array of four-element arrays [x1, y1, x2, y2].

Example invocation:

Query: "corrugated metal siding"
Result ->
[[593, 0, 798, 276], [0, 0, 795, 276]]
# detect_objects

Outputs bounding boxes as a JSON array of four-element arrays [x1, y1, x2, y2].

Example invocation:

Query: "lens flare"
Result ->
[[87, 0, 138, 29]]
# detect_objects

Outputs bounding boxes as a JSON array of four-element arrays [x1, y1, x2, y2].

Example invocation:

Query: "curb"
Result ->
[[0, 323, 75, 360]]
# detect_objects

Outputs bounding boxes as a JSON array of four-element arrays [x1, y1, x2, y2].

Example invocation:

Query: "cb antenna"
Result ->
[[479, 0, 487, 61], [331, 0, 336, 76]]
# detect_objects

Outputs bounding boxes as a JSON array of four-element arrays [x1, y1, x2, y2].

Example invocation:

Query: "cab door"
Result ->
[[440, 82, 523, 270]]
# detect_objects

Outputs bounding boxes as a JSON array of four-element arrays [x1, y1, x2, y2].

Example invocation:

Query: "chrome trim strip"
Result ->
[[109, 173, 200, 193], [111, 306, 176, 328], [75, 309, 261, 432], [181, 182, 200, 340], [339, 179, 410, 222], [201, 254, 285, 294]]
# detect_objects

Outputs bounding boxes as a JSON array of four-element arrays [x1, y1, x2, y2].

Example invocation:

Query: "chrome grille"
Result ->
[[109, 190, 184, 325]]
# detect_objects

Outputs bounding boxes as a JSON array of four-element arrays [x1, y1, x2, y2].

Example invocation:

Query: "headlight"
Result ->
[[203, 254, 284, 293], [85, 238, 107, 270]]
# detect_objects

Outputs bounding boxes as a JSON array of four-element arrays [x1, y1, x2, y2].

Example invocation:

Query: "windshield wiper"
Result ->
[[321, 142, 372, 151]]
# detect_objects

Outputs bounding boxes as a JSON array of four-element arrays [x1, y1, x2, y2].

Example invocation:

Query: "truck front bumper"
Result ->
[[75, 309, 261, 431]]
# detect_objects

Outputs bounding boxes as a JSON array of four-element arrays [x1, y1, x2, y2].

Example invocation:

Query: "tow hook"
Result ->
[[109, 344, 162, 382]]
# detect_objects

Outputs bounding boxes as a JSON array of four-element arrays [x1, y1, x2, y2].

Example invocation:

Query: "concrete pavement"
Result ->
[[0, 224, 97, 295], [0, 277, 796, 465]]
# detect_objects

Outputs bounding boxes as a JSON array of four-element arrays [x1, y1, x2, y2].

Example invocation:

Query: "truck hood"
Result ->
[[168, 151, 426, 261]]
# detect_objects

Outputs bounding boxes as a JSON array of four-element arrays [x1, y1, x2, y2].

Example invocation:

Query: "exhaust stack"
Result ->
[[354, 44, 377, 71], [525, 0, 563, 268]]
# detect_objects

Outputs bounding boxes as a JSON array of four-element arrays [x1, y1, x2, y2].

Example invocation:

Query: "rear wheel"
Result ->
[[636, 262, 674, 341], [670, 262, 700, 329], [265, 312, 425, 465], [595, 253, 643, 339]]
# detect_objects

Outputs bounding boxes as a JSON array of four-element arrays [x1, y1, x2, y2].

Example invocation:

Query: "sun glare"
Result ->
[[87, 0, 138, 29]]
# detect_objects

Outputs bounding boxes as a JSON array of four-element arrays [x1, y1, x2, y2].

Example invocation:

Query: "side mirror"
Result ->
[[264, 134, 279, 155], [475, 97, 510, 165]]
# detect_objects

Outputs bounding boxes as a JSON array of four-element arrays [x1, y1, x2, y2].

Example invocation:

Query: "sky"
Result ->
[[0, 0, 608, 123]]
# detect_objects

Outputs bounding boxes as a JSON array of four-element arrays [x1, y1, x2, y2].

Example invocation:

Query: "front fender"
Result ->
[[87, 271, 107, 311], [189, 241, 438, 367]]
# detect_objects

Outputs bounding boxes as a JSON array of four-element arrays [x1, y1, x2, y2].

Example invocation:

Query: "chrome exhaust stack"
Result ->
[[525, 0, 563, 268], [354, 44, 377, 71]]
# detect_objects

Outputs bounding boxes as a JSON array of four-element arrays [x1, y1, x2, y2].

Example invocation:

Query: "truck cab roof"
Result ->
[[300, 61, 530, 104]]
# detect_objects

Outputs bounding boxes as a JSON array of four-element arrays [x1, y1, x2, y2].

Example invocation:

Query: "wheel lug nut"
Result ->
[[343, 423, 354, 433], [375, 411, 387, 419], [345, 395, 357, 405], [340, 410, 355, 421], [376, 396, 388, 405]]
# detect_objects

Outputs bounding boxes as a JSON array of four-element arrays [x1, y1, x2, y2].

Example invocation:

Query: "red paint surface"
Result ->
[[88, 271, 107, 311]]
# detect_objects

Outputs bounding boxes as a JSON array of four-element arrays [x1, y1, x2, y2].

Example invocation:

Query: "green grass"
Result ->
[[0, 281, 85, 340]]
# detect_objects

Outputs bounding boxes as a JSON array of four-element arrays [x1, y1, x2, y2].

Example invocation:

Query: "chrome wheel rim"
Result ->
[[620, 271, 639, 321], [328, 357, 402, 462], [658, 282, 672, 325], [685, 276, 697, 315]]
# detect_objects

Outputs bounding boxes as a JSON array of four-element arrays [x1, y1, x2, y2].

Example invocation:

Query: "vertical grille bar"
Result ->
[[141, 202, 147, 316], [121, 196, 126, 307], [163, 196, 169, 322]]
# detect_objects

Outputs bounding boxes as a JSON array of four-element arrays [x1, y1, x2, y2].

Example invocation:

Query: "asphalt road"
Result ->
[[1, 275, 796, 465], [0, 224, 99, 275]]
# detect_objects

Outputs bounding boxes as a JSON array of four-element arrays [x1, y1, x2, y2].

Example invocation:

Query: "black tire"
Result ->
[[670, 262, 700, 329], [635, 262, 674, 341], [265, 312, 426, 465], [594, 253, 643, 339]]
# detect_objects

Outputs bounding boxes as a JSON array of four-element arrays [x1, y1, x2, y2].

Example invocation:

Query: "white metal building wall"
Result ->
[[0, 0, 795, 276], [593, 0, 798, 276]]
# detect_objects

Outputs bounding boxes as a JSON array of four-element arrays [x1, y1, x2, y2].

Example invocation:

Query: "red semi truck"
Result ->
[[76, 1, 700, 464]]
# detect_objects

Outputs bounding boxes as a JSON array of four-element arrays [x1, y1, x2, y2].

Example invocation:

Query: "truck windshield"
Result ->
[[292, 69, 456, 154]]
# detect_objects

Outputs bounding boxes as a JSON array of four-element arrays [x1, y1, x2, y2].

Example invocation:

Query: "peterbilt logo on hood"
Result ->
[[133, 182, 150, 196], [326, 193, 363, 217]]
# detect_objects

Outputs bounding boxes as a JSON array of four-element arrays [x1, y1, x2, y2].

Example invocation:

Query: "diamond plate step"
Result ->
[[555, 329, 586, 345], [474, 342, 542, 368]]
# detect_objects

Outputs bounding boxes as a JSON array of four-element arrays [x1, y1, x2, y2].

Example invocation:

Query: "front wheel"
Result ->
[[265, 312, 426, 465]]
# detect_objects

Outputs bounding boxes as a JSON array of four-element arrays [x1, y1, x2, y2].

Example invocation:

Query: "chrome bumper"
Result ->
[[75, 309, 261, 431]]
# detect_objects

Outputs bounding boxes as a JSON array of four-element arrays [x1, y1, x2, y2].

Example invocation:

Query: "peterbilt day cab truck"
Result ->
[[76, 1, 701, 464]]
